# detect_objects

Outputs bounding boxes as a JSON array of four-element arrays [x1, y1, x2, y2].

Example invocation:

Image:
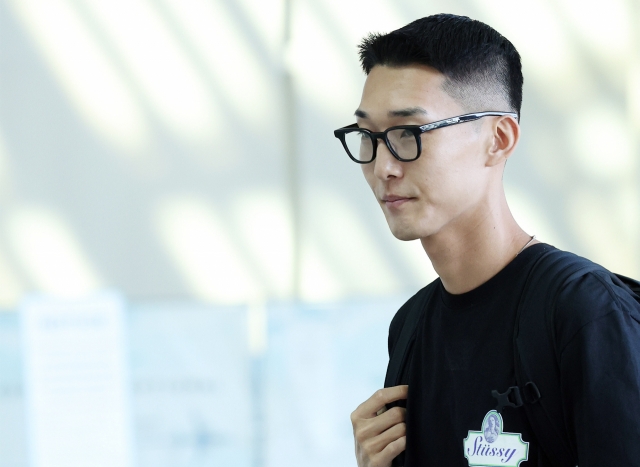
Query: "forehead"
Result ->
[[359, 64, 462, 118]]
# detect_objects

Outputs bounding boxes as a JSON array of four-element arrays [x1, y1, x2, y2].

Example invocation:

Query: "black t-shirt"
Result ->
[[388, 243, 640, 466]]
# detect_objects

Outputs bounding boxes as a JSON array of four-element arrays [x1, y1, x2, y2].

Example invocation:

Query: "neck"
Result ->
[[420, 190, 534, 294]]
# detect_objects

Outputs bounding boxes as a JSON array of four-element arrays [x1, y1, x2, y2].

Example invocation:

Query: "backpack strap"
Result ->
[[385, 284, 436, 467], [613, 273, 640, 299], [512, 248, 601, 467], [384, 284, 436, 389]]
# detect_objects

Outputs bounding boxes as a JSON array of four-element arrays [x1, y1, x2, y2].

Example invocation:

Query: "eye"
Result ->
[[400, 129, 413, 138]]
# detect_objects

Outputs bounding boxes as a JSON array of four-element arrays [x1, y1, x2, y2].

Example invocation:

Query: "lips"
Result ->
[[382, 195, 415, 208]]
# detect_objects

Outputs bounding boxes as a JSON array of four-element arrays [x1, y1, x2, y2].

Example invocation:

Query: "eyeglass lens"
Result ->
[[343, 129, 419, 162]]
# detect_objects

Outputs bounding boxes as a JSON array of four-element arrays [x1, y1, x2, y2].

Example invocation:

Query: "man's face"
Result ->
[[357, 65, 496, 241]]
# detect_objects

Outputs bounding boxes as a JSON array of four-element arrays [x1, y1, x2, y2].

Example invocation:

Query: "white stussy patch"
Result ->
[[463, 410, 529, 467]]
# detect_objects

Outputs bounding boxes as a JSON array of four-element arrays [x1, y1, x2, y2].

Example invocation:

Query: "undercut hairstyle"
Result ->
[[358, 14, 523, 119]]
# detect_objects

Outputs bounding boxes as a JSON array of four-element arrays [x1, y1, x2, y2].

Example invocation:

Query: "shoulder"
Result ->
[[388, 279, 440, 355], [549, 252, 640, 352]]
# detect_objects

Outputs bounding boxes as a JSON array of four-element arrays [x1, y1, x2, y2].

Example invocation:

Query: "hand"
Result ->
[[351, 385, 408, 467]]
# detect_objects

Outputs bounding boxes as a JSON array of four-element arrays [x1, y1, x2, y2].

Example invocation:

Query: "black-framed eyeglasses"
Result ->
[[333, 111, 518, 164]]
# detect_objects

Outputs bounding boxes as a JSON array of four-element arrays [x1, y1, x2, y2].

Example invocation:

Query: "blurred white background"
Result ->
[[0, 0, 638, 466]]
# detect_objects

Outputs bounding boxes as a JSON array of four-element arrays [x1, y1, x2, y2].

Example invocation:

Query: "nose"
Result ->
[[372, 139, 404, 181]]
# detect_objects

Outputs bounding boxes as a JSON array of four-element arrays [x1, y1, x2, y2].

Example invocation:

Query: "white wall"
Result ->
[[0, 0, 638, 308]]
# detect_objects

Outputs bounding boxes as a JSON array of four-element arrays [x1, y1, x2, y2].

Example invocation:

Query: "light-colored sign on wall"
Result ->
[[21, 293, 134, 467]]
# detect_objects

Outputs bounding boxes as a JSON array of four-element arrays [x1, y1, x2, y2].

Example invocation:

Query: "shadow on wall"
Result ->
[[0, 0, 638, 310]]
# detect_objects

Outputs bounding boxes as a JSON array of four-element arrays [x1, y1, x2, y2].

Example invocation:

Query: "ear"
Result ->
[[486, 115, 520, 167]]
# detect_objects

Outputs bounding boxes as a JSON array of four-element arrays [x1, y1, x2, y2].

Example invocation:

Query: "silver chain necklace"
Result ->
[[516, 235, 536, 257]]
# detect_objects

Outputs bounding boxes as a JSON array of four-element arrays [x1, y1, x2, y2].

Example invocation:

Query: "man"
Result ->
[[335, 14, 640, 467]]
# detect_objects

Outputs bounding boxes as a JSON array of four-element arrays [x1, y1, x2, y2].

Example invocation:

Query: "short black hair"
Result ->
[[358, 14, 523, 118]]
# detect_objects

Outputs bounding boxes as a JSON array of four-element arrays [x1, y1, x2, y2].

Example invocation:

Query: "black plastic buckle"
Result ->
[[492, 386, 523, 413], [523, 381, 541, 404]]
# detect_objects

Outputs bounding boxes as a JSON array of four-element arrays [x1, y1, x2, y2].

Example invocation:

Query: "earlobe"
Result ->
[[486, 116, 519, 167]]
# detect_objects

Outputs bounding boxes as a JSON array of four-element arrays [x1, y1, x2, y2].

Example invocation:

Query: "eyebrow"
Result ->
[[354, 107, 428, 119], [389, 107, 428, 117]]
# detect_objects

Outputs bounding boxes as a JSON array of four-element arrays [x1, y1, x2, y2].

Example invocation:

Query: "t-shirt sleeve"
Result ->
[[555, 271, 640, 466]]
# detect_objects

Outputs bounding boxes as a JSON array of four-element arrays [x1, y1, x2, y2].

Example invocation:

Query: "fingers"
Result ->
[[355, 423, 407, 467], [362, 421, 407, 455], [375, 434, 406, 466], [351, 386, 408, 467], [355, 406, 406, 442], [354, 385, 409, 419]]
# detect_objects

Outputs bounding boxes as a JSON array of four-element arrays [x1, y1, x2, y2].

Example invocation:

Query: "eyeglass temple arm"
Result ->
[[420, 111, 518, 131]]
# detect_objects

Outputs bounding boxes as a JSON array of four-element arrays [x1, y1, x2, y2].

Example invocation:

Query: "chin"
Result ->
[[387, 215, 440, 241], [393, 232, 421, 241], [388, 224, 422, 241]]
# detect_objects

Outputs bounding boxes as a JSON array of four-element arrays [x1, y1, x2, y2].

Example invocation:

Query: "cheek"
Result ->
[[417, 146, 485, 205], [361, 165, 377, 191]]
